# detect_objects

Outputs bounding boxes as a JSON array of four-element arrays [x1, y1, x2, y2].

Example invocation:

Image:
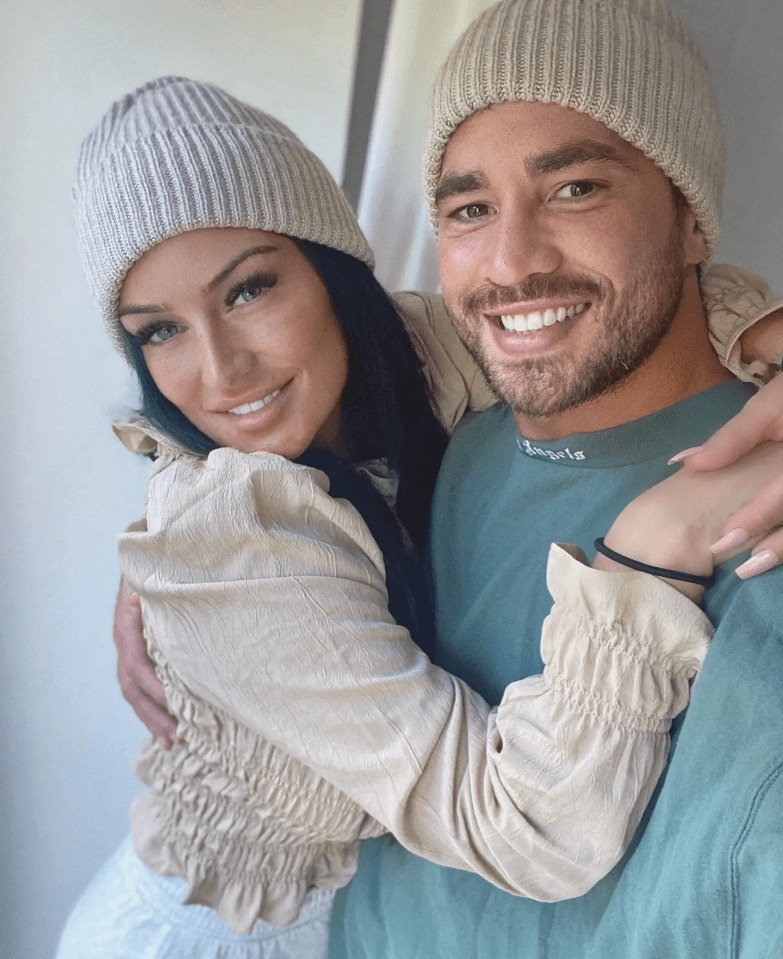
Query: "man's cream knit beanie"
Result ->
[[425, 0, 724, 261], [74, 76, 374, 354]]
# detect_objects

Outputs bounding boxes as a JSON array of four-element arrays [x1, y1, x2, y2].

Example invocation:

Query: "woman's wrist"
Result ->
[[593, 538, 713, 586], [592, 537, 711, 603], [594, 493, 716, 603]]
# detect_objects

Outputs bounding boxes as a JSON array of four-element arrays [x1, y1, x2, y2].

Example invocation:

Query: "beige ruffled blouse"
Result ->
[[116, 264, 780, 934]]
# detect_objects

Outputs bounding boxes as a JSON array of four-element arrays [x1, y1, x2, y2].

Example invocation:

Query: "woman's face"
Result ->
[[118, 228, 349, 458]]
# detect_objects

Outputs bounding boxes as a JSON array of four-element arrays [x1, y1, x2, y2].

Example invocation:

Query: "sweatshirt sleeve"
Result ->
[[393, 291, 496, 431], [393, 268, 782, 430], [120, 449, 712, 901]]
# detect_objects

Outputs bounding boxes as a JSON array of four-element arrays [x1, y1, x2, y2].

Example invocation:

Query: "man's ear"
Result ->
[[682, 208, 708, 265]]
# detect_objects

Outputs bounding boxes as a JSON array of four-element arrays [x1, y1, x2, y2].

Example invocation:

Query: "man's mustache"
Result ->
[[460, 275, 605, 317]]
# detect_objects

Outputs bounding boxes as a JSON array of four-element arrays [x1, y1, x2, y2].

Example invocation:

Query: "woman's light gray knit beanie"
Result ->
[[74, 76, 374, 354], [425, 0, 724, 261]]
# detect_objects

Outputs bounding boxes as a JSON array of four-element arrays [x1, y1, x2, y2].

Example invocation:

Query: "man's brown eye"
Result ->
[[458, 203, 487, 219], [568, 182, 594, 197]]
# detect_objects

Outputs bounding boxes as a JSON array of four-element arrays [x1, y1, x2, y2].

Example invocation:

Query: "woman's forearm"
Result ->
[[121, 449, 709, 900]]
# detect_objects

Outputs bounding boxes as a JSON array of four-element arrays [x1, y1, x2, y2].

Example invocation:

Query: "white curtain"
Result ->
[[357, 0, 498, 293], [359, 0, 783, 296]]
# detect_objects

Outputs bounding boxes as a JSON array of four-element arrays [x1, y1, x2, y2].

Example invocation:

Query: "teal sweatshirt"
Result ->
[[330, 380, 783, 959]]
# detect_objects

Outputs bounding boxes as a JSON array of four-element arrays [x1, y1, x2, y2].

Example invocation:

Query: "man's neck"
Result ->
[[515, 275, 734, 441]]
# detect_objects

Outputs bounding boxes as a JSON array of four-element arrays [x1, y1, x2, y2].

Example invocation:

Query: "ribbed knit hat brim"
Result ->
[[426, 0, 724, 261], [74, 77, 374, 354]]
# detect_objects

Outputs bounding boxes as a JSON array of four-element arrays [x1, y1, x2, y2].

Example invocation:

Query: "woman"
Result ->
[[59, 76, 780, 959]]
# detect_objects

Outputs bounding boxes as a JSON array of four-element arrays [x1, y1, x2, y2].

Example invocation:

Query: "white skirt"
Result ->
[[55, 835, 335, 959]]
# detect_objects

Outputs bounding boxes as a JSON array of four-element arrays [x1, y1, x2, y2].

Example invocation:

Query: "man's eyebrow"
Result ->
[[434, 141, 634, 210], [525, 140, 635, 177], [205, 244, 278, 292], [434, 170, 490, 209]]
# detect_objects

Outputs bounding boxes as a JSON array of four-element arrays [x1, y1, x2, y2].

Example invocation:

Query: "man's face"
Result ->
[[435, 101, 707, 429]]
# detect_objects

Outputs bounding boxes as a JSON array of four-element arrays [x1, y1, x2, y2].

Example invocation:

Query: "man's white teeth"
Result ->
[[500, 303, 585, 332], [229, 389, 281, 415]]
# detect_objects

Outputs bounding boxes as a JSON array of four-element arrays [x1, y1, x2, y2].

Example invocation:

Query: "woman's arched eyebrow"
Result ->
[[118, 303, 165, 319], [118, 245, 280, 318], [205, 245, 278, 292]]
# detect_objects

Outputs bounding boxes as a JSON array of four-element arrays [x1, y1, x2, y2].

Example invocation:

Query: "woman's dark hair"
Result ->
[[123, 239, 449, 549]]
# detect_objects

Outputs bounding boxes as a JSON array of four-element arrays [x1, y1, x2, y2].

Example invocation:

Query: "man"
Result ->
[[325, 0, 783, 955]]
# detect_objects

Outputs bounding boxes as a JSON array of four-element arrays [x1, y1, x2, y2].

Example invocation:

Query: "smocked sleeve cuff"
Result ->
[[477, 545, 714, 898], [539, 543, 712, 731]]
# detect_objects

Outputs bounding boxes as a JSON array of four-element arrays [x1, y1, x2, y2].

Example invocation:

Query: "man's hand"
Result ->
[[669, 374, 783, 578], [114, 577, 179, 748]]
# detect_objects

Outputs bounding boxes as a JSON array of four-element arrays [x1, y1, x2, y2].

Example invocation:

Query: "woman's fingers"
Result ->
[[113, 580, 179, 747], [735, 544, 780, 580], [671, 375, 783, 472], [666, 377, 783, 574], [710, 470, 783, 578]]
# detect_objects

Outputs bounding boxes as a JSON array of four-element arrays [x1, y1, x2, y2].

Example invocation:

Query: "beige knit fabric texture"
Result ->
[[73, 76, 373, 354], [425, 0, 725, 261]]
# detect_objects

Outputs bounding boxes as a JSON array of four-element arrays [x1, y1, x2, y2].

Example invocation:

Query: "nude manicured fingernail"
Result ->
[[667, 446, 704, 465], [735, 550, 778, 580], [710, 528, 750, 554]]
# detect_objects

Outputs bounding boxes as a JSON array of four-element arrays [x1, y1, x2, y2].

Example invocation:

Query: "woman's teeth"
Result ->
[[229, 389, 281, 415], [500, 302, 586, 332]]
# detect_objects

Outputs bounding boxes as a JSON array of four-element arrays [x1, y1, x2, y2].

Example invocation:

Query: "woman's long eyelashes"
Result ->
[[131, 320, 180, 346], [225, 271, 277, 307]]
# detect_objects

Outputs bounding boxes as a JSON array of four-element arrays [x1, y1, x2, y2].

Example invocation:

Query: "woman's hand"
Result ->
[[114, 577, 179, 748], [595, 442, 783, 602], [669, 373, 783, 579]]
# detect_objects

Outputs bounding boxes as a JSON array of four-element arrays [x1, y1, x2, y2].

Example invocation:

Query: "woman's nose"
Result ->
[[199, 325, 255, 391]]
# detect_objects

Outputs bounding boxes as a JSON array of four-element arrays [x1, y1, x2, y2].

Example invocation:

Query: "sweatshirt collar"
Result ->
[[514, 381, 756, 469]]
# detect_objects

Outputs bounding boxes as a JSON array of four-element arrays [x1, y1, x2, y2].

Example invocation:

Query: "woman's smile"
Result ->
[[227, 385, 285, 416]]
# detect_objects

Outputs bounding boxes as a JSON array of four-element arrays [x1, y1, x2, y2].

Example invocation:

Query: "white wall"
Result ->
[[676, 0, 783, 289], [0, 3, 360, 957]]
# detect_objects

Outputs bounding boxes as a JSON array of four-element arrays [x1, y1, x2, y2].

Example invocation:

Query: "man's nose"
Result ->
[[483, 203, 562, 287]]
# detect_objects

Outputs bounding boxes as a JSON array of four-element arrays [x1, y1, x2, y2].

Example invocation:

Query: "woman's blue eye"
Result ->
[[134, 322, 180, 346], [227, 272, 277, 308], [149, 324, 179, 343]]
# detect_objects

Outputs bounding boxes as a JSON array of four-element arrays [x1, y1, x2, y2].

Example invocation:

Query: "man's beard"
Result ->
[[449, 224, 687, 420]]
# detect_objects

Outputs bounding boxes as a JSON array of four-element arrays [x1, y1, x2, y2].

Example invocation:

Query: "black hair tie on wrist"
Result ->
[[594, 538, 714, 587]]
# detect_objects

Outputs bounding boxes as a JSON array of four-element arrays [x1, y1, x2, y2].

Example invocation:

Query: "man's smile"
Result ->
[[498, 303, 587, 332]]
